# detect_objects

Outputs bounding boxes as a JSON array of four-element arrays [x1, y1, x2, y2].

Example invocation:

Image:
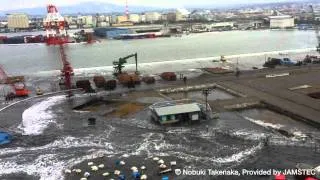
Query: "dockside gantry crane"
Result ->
[[44, 5, 74, 96], [0, 65, 29, 97], [113, 53, 139, 76]]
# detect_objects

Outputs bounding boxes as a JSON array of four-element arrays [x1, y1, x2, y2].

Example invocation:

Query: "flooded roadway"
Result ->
[[0, 94, 319, 180]]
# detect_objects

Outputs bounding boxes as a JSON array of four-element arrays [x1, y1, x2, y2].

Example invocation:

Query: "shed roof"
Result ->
[[153, 103, 201, 116]]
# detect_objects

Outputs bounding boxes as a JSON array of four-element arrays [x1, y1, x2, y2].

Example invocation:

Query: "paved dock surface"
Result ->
[[174, 65, 320, 127]]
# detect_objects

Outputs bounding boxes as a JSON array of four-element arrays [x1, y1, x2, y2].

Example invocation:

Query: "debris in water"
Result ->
[[170, 161, 177, 166], [102, 172, 110, 176], [84, 171, 90, 178], [114, 170, 121, 175], [158, 159, 164, 164], [91, 166, 98, 171], [98, 164, 105, 168], [159, 164, 167, 169], [64, 169, 71, 174]]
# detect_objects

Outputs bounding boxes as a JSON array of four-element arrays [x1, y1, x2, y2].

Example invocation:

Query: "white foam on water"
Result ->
[[125, 130, 263, 166], [0, 150, 115, 180], [162, 143, 263, 166], [244, 117, 284, 130], [167, 128, 192, 134], [232, 129, 267, 141], [72, 110, 90, 113], [0, 133, 115, 157], [292, 131, 308, 138], [212, 143, 263, 164], [127, 133, 172, 157], [291, 131, 309, 142], [0, 154, 65, 180], [18, 95, 66, 135], [0, 132, 116, 180]]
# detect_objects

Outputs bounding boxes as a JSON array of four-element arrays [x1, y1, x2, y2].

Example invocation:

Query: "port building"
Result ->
[[129, 14, 140, 23], [7, 13, 29, 29], [145, 12, 161, 23], [117, 15, 128, 24], [269, 15, 295, 29], [150, 102, 202, 125]]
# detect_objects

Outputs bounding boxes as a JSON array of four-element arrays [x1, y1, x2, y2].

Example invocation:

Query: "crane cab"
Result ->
[[13, 82, 30, 97]]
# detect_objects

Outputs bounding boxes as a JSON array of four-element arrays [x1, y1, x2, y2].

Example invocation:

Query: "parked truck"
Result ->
[[263, 57, 296, 68]]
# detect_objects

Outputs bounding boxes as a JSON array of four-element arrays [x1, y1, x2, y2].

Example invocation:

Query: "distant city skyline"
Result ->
[[0, 0, 308, 11]]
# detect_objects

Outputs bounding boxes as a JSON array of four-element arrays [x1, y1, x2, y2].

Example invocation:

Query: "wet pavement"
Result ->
[[166, 89, 235, 101]]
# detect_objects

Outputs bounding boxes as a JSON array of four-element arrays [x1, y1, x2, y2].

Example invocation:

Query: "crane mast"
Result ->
[[44, 5, 74, 96]]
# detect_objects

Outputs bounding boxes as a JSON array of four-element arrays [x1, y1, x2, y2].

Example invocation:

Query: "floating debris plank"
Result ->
[[266, 73, 290, 78], [289, 85, 312, 91]]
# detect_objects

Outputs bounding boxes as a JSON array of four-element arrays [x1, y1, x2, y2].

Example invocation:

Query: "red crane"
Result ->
[[44, 4, 74, 96], [0, 65, 30, 97], [125, 0, 129, 19]]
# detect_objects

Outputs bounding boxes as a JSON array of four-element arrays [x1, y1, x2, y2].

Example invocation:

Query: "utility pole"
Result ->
[[235, 58, 240, 78], [202, 88, 212, 111]]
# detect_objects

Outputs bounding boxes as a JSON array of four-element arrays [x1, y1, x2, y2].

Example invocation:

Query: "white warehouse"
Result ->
[[269, 15, 295, 29]]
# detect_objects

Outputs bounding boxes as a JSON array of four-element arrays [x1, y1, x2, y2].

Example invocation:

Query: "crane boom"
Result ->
[[0, 66, 29, 97], [113, 53, 138, 75], [0, 65, 8, 84]]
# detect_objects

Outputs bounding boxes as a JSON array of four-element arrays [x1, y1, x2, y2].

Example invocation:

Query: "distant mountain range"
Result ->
[[0, 0, 318, 16], [0, 2, 161, 16]]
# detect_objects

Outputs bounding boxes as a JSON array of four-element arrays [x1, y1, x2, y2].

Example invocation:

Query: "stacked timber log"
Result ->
[[76, 80, 93, 93], [142, 76, 155, 84], [105, 80, 117, 90], [93, 76, 107, 88], [160, 72, 176, 81], [118, 73, 141, 85]]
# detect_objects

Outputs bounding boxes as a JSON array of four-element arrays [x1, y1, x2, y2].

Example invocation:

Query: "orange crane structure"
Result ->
[[44, 4, 74, 96], [0, 65, 30, 97]]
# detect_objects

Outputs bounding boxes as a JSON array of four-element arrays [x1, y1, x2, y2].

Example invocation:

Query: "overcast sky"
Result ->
[[0, 0, 305, 11]]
